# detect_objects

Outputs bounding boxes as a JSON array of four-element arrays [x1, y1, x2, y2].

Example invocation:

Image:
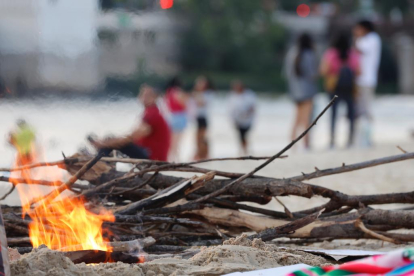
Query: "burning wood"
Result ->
[[3, 97, 414, 267]]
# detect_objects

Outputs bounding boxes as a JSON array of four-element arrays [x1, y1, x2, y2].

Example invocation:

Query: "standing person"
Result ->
[[192, 76, 214, 160], [229, 80, 256, 155], [353, 20, 382, 146], [90, 85, 171, 161], [8, 119, 36, 166], [320, 32, 360, 148], [165, 77, 188, 161], [285, 33, 318, 150]]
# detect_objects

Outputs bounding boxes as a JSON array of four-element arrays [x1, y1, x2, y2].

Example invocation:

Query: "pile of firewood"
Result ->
[[2, 97, 414, 263]]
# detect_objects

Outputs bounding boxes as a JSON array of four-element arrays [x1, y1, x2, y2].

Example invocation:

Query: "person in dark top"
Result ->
[[90, 84, 171, 161]]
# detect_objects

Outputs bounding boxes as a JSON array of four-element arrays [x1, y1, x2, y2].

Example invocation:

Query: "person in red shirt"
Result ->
[[90, 85, 171, 161]]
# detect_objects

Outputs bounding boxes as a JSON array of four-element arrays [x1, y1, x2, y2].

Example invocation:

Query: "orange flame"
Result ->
[[11, 152, 115, 252]]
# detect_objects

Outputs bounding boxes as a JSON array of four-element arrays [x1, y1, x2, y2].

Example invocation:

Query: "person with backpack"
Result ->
[[320, 32, 360, 148]]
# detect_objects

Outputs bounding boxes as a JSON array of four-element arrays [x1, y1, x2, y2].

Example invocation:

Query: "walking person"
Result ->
[[353, 20, 382, 147], [165, 77, 188, 161], [285, 33, 318, 150], [192, 76, 214, 160], [320, 32, 360, 148], [90, 85, 171, 161], [228, 80, 256, 155]]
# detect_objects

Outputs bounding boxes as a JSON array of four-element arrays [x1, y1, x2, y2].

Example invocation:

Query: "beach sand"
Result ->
[[2, 95, 414, 274]]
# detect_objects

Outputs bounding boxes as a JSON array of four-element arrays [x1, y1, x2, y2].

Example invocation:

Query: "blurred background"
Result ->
[[0, 0, 414, 164]]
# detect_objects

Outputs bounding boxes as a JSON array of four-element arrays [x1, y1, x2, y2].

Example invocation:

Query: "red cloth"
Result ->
[[135, 105, 171, 161], [322, 48, 360, 75], [166, 87, 186, 113]]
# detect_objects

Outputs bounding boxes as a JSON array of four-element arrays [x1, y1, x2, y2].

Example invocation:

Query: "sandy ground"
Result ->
[[10, 235, 332, 276], [1, 95, 414, 275], [1, 94, 414, 206]]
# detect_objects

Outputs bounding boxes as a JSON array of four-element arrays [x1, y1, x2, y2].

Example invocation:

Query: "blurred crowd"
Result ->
[[8, 20, 382, 163], [88, 77, 256, 162], [286, 20, 381, 150]]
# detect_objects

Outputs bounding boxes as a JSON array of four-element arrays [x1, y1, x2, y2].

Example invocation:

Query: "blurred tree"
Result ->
[[175, 0, 286, 75]]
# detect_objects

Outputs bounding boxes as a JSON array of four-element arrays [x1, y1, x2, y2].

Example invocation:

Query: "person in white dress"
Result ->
[[228, 80, 256, 155]]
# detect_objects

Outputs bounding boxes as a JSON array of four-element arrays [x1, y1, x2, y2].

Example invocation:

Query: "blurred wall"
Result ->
[[0, 0, 101, 93], [97, 11, 181, 80], [394, 34, 414, 94]]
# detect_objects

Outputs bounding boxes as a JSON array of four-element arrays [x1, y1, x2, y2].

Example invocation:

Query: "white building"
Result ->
[[0, 0, 100, 93], [0, 1, 182, 94]]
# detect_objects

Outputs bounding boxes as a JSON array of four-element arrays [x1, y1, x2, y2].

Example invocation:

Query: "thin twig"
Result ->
[[397, 146, 407, 153], [0, 184, 15, 201], [289, 151, 414, 181], [0, 155, 286, 173], [190, 96, 337, 204], [275, 197, 293, 219], [355, 219, 398, 244], [29, 152, 105, 208], [111, 172, 158, 196]]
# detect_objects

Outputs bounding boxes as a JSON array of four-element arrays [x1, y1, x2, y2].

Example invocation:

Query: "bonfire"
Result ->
[[2, 97, 414, 270]]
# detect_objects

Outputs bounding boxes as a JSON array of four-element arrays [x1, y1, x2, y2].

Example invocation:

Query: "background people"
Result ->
[[285, 33, 318, 150], [320, 32, 360, 148], [192, 76, 214, 160], [90, 85, 171, 161], [8, 119, 36, 166], [353, 20, 382, 147], [165, 77, 188, 161], [228, 80, 256, 155]]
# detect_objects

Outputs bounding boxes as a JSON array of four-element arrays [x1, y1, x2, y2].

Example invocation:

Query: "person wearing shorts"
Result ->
[[165, 77, 188, 161], [90, 85, 171, 161], [229, 80, 256, 155], [192, 76, 214, 160]]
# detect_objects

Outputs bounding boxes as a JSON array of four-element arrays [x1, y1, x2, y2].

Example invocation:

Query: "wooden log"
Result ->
[[7, 237, 31, 246], [115, 172, 215, 215], [141, 203, 209, 216], [114, 215, 204, 226], [151, 232, 218, 238], [64, 250, 143, 264], [145, 245, 189, 253], [248, 210, 322, 241], [4, 222, 29, 235], [187, 194, 298, 219], [58, 237, 156, 252], [188, 207, 414, 241]]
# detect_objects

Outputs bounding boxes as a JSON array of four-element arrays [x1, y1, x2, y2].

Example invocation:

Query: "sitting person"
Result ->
[[90, 85, 171, 161]]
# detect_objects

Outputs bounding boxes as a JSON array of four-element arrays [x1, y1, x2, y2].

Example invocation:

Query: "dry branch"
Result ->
[[188, 96, 338, 205], [289, 152, 414, 181], [116, 172, 215, 215], [248, 210, 323, 241], [29, 152, 105, 208]]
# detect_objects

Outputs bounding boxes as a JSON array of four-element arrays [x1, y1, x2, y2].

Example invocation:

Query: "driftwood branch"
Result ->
[[188, 96, 337, 204], [289, 152, 414, 181], [248, 210, 323, 241]]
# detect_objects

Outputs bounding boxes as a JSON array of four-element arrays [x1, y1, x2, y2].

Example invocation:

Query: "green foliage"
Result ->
[[175, 0, 286, 76]]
